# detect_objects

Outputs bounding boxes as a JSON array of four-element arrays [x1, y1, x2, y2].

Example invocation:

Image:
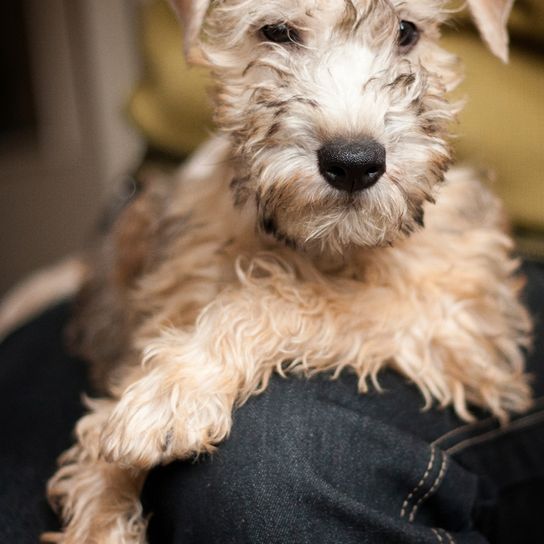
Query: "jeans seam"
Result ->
[[432, 396, 544, 449], [408, 451, 448, 523], [432, 417, 496, 448], [400, 445, 437, 519], [445, 409, 544, 456], [431, 528, 455, 544]]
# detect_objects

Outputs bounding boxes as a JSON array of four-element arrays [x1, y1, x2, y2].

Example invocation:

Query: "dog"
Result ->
[[43, 0, 532, 542]]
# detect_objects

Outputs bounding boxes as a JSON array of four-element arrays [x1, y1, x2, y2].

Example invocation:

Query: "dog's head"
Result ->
[[171, 0, 513, 252]]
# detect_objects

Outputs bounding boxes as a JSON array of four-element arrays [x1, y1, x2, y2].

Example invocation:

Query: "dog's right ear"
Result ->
[[169, 0, 211, 63]]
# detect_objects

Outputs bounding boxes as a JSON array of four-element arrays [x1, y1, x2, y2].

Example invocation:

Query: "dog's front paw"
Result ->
[[99, 400, 173, 469], [99, 370, 233, 468]]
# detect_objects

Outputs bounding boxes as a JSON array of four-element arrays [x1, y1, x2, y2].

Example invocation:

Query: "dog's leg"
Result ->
[[44, 400, 147, 544], [98, 248, 532, 470], [97, 259, 353, 468]]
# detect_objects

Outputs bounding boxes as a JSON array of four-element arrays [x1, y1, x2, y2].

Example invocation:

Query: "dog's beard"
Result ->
[[231, 139, 449, 253], [240, 171, 438, 253]]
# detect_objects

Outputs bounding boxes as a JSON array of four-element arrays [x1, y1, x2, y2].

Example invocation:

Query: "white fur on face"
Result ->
[[206, 0, 459, 252]]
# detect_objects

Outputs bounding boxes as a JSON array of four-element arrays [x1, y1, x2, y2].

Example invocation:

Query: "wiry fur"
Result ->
[[45, 1, 531, 542]]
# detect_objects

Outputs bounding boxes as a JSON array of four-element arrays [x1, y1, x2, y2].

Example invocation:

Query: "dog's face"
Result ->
[[172, 0, 513, 252]]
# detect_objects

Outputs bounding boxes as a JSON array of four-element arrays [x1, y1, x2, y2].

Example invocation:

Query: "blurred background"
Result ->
[[1, 0, 543, 296]]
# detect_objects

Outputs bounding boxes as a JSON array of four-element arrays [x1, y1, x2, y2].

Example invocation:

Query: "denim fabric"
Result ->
[[0, 302, 88, 542], [143, 372, 486, 544], [141, 370, 543, 544], [0, 262, 542, 543]]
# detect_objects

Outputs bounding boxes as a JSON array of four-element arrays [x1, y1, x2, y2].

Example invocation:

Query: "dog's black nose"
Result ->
[[317, 139, 386, 193]]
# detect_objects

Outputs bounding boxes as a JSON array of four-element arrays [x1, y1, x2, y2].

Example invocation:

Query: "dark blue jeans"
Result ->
[[1, 262, 543, 543], [142, 373, 544, 544]]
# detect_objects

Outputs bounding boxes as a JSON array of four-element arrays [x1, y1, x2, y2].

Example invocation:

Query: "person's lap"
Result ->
[[1, 261, 543, 543], [143, 371, 484, 543], [141, 373, 544, 543], [0, 302, 88, 542]]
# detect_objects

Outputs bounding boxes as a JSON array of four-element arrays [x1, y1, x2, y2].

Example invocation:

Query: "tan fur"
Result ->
[[466, 0, 514, 62], [46, 1, 530, 542], [0, 257, 86, 342], [44, 399, 147, 544]]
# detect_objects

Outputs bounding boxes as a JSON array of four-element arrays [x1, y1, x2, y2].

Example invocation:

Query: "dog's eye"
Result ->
[[260, 23, 301, 45], [398, 20, 420, 52]]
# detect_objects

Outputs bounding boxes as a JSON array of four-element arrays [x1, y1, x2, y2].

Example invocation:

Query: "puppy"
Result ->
[[44, 1, 531, 542]]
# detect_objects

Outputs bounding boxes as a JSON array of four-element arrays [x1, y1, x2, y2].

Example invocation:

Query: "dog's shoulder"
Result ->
[[425, 166, 509, 234], [381, 166, 516, 285]]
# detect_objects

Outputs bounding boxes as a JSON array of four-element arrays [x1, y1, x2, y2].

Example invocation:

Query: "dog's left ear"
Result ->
[[169, 0, 211, 63], [466, 0, 514, 62]]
